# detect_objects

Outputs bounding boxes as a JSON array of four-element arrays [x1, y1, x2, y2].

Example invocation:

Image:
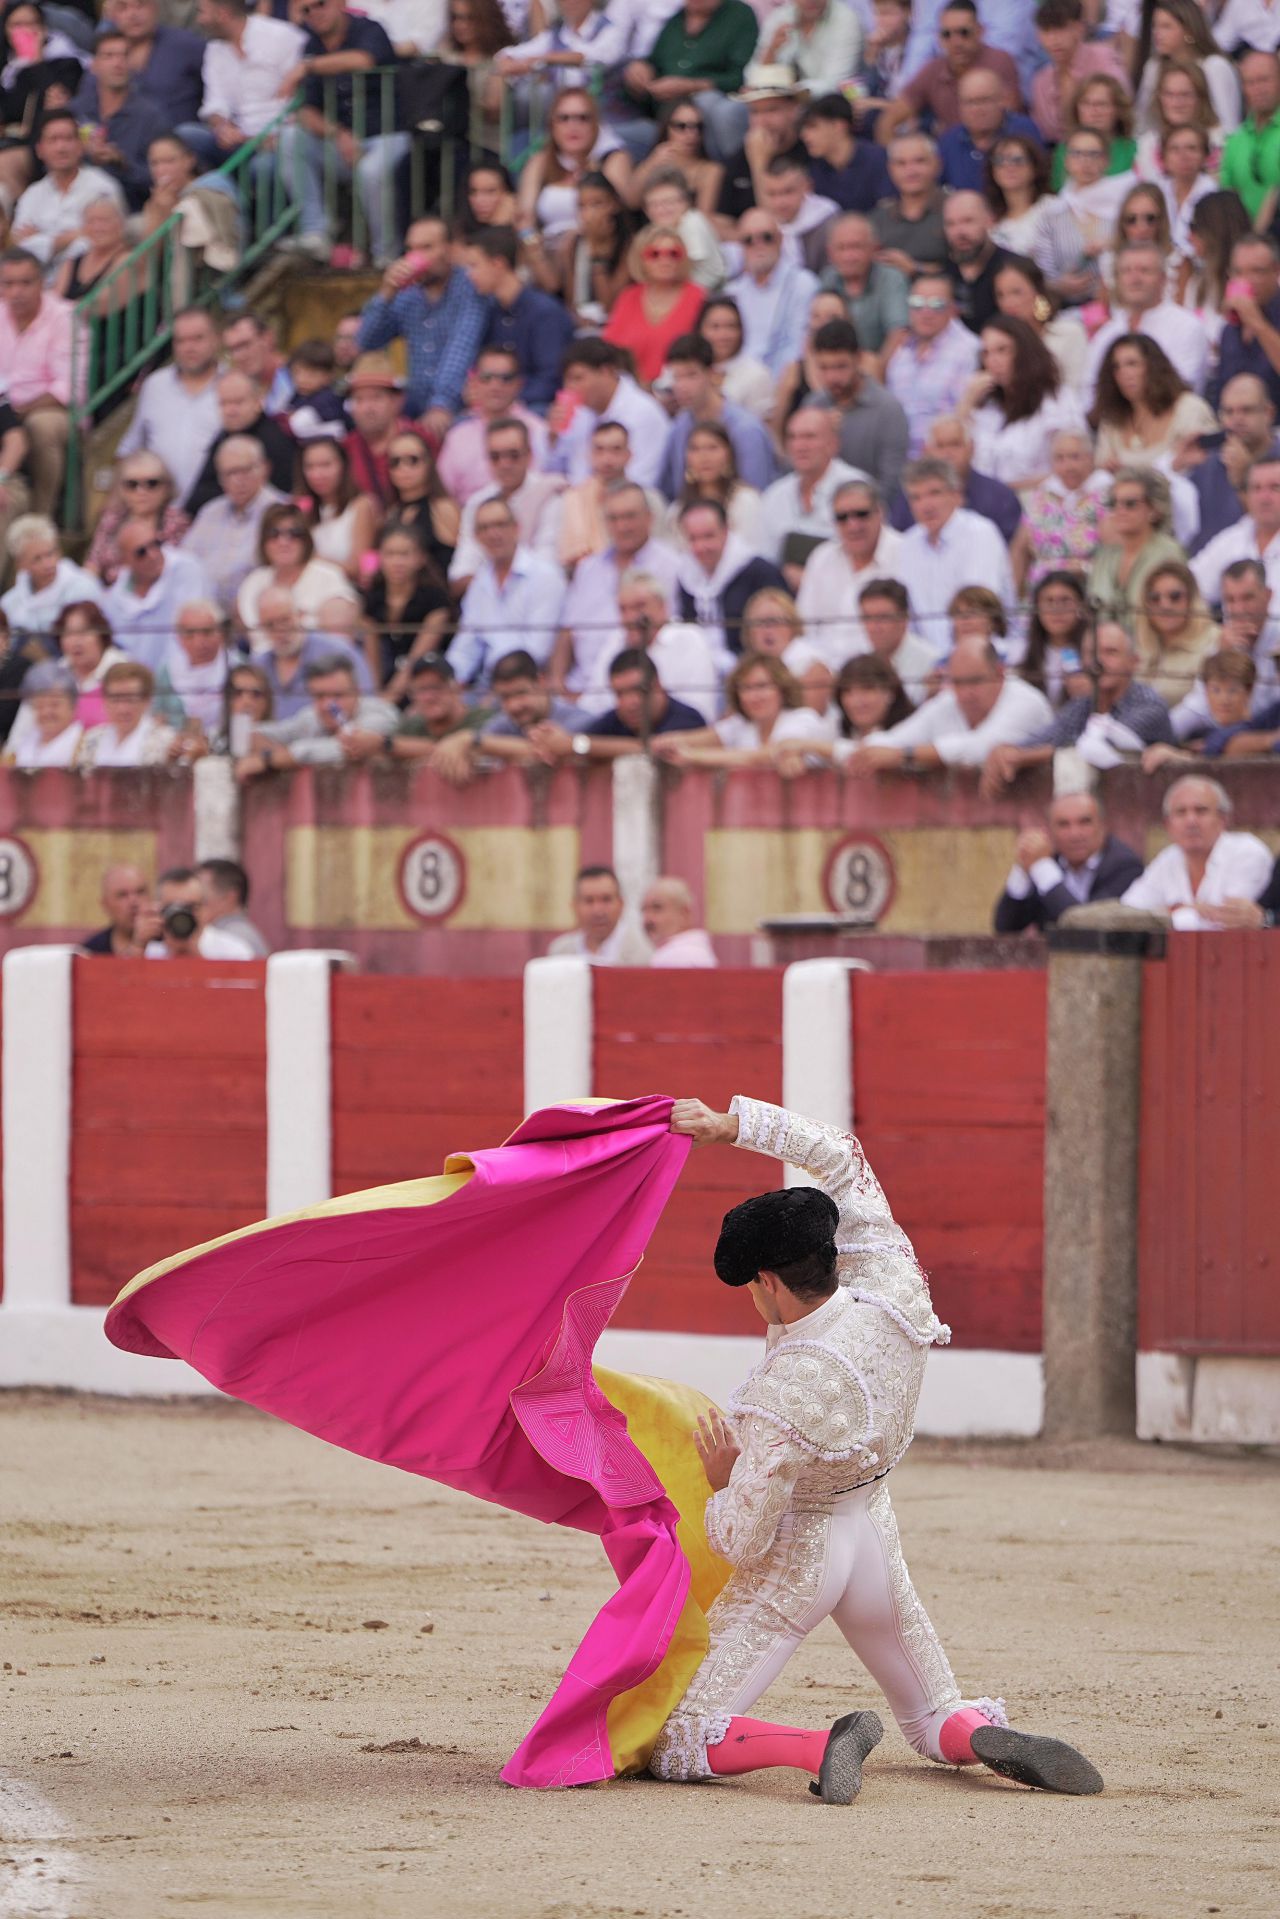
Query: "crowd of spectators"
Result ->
[[3, 0, 1280, 938]]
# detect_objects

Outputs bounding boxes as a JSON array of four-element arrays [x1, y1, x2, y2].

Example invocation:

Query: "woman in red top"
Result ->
[[603, 226, 705, 387]]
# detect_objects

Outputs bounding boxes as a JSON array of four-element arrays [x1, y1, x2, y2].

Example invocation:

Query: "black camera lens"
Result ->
[[162, 903, 199, 941]]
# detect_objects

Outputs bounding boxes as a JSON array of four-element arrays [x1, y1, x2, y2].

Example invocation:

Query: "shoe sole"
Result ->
[[970, 1726, 1104, 1795], [810, 1710, 884, 1805]]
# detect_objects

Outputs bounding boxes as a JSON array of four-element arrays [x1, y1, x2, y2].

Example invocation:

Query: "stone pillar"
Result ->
[[1041, 907, 1167, 1438]]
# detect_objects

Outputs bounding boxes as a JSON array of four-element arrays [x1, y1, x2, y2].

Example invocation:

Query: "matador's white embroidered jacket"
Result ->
[[706, 1095, 951, 1571]]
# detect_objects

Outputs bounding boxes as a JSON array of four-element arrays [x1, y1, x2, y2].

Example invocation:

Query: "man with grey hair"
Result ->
[[796, 479, 905, 670], [887, 414, 1021, 546], [1121, 774, 1273, 929], [155, 599, 231, 733], [642, 875, 718, 969], [252, 585, 372, 719], [898, 456, 1015, 643], [572, 568, 724, 721], [181, 436, 287, 615]]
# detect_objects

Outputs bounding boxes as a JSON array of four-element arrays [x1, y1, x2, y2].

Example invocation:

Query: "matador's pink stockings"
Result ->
[[937, 1707, 995, 1765], [706, 1716, 829, 1775]]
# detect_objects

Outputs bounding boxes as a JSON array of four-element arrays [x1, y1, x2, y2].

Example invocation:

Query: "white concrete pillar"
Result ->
[[193, 754, 241, 862], [2, 945, 76, 1309], [265, 950, 356, 1217], [523, 956, 593, 1114], [780, 958, 868, 1189], [611, 757, 661, 910]]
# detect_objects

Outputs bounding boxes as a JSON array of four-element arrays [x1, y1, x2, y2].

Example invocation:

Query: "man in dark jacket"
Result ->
[[676, 498, 787, 655], [993, 792, 1144, 933]]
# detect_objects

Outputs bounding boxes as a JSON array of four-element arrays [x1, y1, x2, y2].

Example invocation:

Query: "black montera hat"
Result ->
[[714, 1188, 839, 1288]]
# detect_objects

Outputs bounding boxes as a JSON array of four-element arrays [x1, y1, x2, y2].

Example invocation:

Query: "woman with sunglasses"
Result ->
[[1086, 464, 1185, 624], [1134, 559, 1220, 707], [602, 225, 705, 386], [627, 99, 723, 215], [298, 438, 381, 585], [236, 503, 357, 645], [1134, 57, 1221, 183], [517, 87, 632, 266], [1050, 74, 1135, 190], [666, 422, 763, 547], [697, 296, 773, 420], [993, 255, 1088, 394], [1134, 0, 1240, 141], [1099, 181, 1173, 296], [217, 662, 275, 759], [985, 135, 1087, 306], [959, 315, 1085, 494], [383, 431, 460, 583], [1091, 333, 1216, 472], [86, 454, 188, 586]]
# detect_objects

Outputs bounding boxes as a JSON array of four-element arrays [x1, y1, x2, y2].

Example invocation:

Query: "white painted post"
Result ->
[[192, 754, 241, 861], [523, 956, 593, 1114], [611, 757, 661, 909], [1, 945, 75, 1309], [265, 950, 356, 1217], [780, 958, 869, 1190]]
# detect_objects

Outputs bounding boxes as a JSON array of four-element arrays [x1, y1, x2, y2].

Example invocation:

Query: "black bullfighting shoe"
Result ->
[[969, 1725, 1104, 1795], [810, 1710, 885, 1804]]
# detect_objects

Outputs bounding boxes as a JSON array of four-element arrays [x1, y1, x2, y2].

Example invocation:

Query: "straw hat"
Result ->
[[735, 63, 810, 105], [347, 352, 405, 392]]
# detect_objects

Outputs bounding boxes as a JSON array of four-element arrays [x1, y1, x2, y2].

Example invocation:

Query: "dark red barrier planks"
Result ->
[[331, 975, 524, 1192], [852, 970, 1046, 1352], [71, 960, 267, 1305], [593, 968, 784, 1332], [1139, 935, 1280, 1355]]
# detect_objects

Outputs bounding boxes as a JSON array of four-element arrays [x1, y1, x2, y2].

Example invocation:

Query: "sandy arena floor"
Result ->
[[1, 1392, 1277, 1919]]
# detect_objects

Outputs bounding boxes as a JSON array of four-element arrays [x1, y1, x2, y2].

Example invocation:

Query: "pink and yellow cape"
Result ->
[[105, 1095, 733, 1788]]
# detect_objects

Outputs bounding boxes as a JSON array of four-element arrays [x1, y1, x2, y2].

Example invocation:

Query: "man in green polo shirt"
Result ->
[[620, 0, 759, 162], [1221, 49, 1280, 223]]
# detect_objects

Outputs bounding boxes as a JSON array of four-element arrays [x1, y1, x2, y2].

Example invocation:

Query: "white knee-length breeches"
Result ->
[[650, 1480, 990, 1781]]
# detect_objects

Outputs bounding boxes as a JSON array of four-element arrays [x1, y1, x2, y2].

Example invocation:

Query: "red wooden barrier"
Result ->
[[330, 975, 524, 1193], [1139, 935, 1280, 1356], [592, 969, 783, 1337], [851, 970, 1046, 1352], [70, 960, 267, 1306]]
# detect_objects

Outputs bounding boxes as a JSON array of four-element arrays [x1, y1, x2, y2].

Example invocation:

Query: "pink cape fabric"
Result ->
[[105, 1096, 693, 1788]]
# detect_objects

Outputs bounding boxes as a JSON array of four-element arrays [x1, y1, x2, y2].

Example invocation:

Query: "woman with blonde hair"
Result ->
[[86, 453, 188, 585], [739, 587, 805, 660], [1133, 560, 1220, 708], [1086, 465, 1185, 622], [517, 87, 631, 259], [602, 225, 706, 385], [651, 652, 832, 766]]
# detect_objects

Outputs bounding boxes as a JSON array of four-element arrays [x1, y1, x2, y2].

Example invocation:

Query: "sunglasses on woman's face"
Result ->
[[389, 452, 426, 466], [267, 525, 306, 540], [1146, 591, 1188, 607], [669, 117, 700, 131], [1125, 211, 1159, 224], [644, 245, 683, 261], [123, 475, 164, 489]]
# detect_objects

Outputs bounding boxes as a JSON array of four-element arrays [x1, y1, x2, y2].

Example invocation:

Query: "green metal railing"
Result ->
[[64, 60, 592, 529]]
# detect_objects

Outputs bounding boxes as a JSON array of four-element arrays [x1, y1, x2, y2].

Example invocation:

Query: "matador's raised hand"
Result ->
[[670, 1100, 739, 1145]]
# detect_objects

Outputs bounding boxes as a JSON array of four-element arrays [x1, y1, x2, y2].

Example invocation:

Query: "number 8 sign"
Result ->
[[821, 833, 895, 924], [397, 832, 466, 922], [0, 835, 38, 918]]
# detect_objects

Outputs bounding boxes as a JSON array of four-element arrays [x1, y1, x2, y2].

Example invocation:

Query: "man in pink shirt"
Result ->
[[878, 1, 1022, 142], [0, 247, 73, 515], [1030, 0, 1130, 145], [436, 345, 550, 504]]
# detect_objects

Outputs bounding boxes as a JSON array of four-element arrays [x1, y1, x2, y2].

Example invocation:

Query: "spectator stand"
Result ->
[[62, 67, 549, 529]]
